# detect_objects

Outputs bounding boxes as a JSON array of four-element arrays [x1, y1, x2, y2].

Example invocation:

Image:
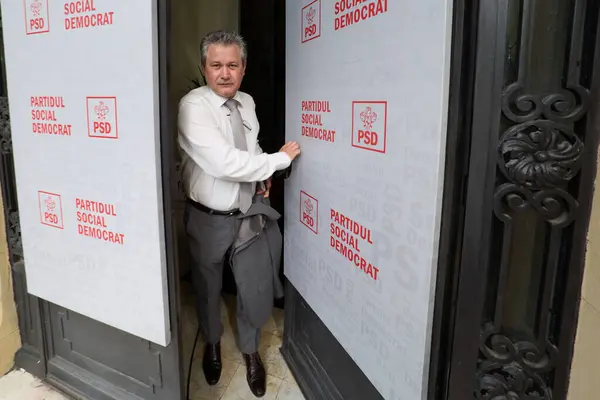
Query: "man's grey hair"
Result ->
[[200, 30, 247, 68]]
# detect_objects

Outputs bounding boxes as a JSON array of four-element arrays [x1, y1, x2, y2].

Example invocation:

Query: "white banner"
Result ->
[[284, 0, 453, 398], [0, 0, 170, 346]]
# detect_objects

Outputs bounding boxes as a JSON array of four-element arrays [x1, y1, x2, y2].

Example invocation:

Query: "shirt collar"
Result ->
[[207, 87, 242, 109]]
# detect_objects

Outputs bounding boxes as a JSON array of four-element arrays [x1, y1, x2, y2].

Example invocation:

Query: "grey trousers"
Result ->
[[184, 202, 261, 354]]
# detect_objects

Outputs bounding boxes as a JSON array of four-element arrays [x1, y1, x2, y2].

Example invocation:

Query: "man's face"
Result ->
[[203, 44, 246, 98]]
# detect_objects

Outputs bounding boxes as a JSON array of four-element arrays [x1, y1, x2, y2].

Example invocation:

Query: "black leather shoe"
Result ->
[[202, 342, 222, 385], [243, 352, 266, 397]]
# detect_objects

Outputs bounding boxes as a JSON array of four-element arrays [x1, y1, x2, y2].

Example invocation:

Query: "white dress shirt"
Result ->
[[178, 86, 291, 211]]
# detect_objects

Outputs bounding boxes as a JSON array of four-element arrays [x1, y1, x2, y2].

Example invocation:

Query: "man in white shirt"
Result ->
[[177, 30, 300, 397]]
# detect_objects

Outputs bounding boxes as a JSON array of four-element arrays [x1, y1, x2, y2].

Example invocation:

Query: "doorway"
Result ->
[[169, 1, 298, 398], [170, 1, 385, 399], [171, 0, 451, 398]]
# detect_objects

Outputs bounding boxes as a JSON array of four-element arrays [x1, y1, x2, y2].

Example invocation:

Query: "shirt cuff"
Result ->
[[270, 152, 292, 171]]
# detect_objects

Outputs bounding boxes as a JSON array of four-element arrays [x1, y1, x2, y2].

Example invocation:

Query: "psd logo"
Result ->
[[301, 0, 321, 43], [38, 191, 63, 229], [300, 190, 318, 234], [352, 101, 387, 153], [25, 0, 50, 35], [86, 97, 118, 139]]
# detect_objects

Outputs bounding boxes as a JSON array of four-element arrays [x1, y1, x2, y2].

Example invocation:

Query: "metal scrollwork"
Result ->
[[480, 327, 558, 373], [476, 362, 552, 400], [532, 189, 579, 227], [477, 325, 555, 399], [493, 184, 578, 228], [502, 83, 590, 124], [465, 0, 597, 399], [8, 210, 22, 258], [0, 96, 11, 155], [497, 120, 583, 190]]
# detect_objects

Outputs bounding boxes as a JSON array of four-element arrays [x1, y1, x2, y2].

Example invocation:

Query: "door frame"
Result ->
[[439, 1, 600, 399], [156, 0, 186, 396], [426, 0, 477, 398]]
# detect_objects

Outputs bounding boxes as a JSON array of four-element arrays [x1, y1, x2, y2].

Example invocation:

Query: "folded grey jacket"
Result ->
[[228, 194, 284, 329]]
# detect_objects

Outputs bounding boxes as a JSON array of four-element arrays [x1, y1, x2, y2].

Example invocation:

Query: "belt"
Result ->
[[186, 198, 240, 216]]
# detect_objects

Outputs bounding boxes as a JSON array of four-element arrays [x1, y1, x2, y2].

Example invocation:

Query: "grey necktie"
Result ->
[[225, 99, 254, 213]]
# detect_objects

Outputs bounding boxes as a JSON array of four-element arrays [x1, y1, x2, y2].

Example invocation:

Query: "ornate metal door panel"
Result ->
[[446, 1, 600, 399]]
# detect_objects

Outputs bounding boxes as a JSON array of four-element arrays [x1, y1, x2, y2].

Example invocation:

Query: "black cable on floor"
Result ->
[[186, 326, 201, 400]]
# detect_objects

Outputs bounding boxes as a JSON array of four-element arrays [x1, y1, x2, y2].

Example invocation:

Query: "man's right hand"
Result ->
[[280, 141, 301, 161]]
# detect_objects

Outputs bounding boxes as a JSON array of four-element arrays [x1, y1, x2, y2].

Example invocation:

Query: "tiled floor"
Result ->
[[0, 369, 69, 400], [180, 281, 306, 400]]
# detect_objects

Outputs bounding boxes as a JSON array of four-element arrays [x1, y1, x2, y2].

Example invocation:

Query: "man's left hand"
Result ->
[[257, 177, 272, 198], [264, 177, 272, 198]]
